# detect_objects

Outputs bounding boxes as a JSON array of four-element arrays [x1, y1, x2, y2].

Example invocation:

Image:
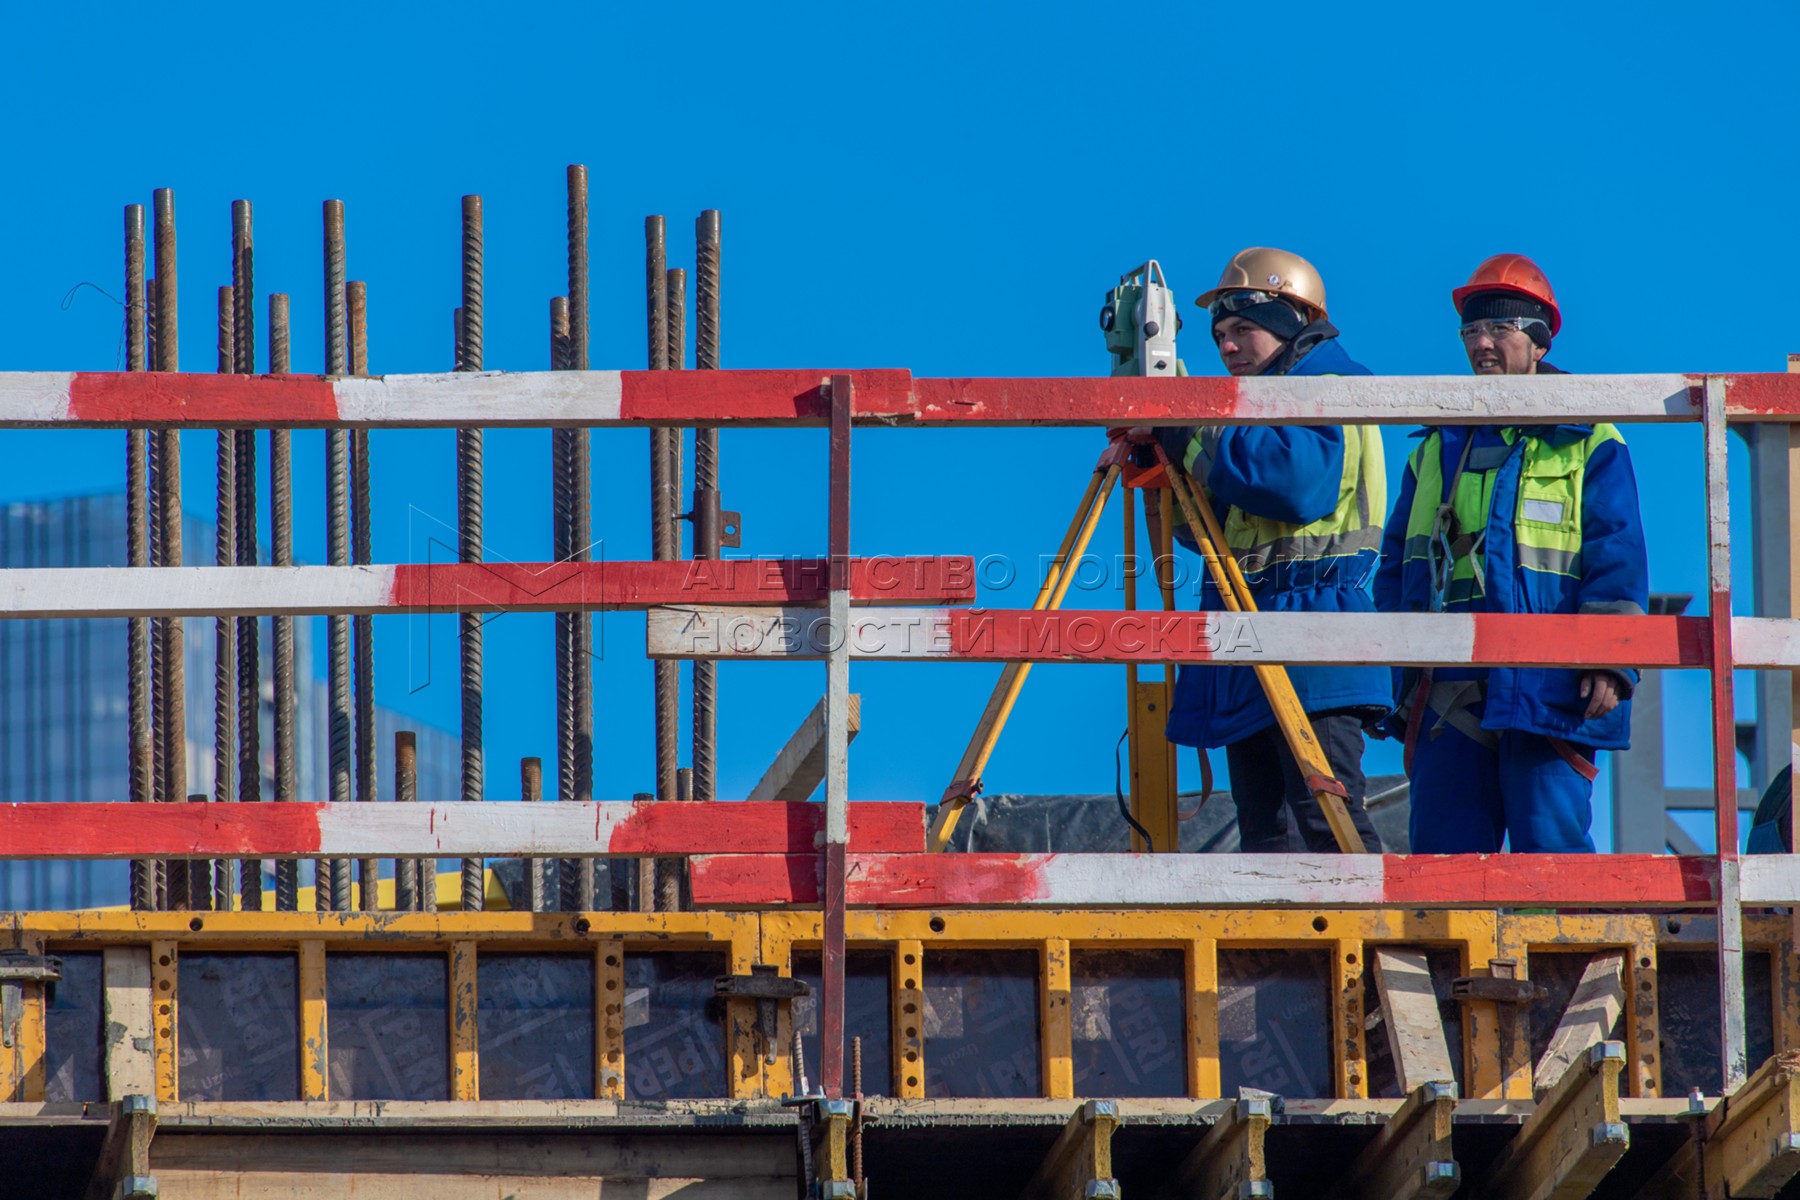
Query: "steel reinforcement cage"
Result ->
[[4, 367, 1800, 1195]]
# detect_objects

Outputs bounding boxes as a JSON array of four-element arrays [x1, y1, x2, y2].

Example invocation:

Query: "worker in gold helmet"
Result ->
[[1157, 247, 1388, 852], [1376, 254, 1649, 853]]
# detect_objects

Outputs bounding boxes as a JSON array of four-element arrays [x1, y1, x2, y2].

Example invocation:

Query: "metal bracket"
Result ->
[[689, 488, 742, 550], [0, 950, 61, 1050], [716, 965, 810, 1066], [1451, 958, 1546, 1006]]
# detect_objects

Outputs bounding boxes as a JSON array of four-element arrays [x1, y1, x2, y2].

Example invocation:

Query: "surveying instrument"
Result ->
[[929, 261, 1366, 854]]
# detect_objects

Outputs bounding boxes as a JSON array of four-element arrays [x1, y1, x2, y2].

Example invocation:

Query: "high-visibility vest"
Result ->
[[1182, 425, 1386, 580], [1401, 425, 1625, 608]]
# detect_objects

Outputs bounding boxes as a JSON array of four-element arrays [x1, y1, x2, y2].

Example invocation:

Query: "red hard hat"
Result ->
[[1452, 253, 1561, 336]]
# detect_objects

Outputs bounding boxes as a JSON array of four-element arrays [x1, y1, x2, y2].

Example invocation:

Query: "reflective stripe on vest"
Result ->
[[1402, 425, 1625, 603], [1184, 424, 1387, 574]]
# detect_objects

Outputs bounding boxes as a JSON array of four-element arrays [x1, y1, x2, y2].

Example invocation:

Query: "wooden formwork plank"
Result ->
[[1636, 1051, 1800, 1200], [1534, 952, 1625, 1096], [101, 948, 155, 1100], [84, 1094, 156, 1200], [1373, 948, 1455, 1093], [746, 694, 861, 803], [1151, 1097, 1273, 1200], [1476, 1041, 1628, 1200], [1327, 1080, 1459, 1200], [1020, 1100, 1121, 1200]]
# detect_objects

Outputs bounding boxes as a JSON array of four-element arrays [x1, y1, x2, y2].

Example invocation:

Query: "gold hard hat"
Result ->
[[1195, 247, 1328, 320]]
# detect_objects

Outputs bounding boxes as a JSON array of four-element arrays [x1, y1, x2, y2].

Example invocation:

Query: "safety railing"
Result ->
[[3, 365, 1799, 1115]]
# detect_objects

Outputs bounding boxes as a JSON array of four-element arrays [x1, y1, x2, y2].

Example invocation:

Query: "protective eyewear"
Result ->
[[1208, 289, 1282, 318], [1458, 316, 1547, 343]]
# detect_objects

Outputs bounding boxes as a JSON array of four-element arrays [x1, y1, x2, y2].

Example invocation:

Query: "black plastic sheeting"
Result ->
[[178, 953, 299, 1101], [43, 951, 102, 1103], [934, 775, 1410, 854], [794, 952, 894, 1096], [1659, 949, 1775, 1096], [326, 953, 450, 1101], [1219, 949, 1333, 1098], [622, 952, 728, 1100], [923, 949, 1041, 1097], [477, 954, 595, 1100], [1072, 949, 1186, 1097]]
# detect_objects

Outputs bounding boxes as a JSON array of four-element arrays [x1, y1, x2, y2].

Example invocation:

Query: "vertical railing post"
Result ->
[[821, 373, 854, 1099], [1705, 375, 1748, 1092]]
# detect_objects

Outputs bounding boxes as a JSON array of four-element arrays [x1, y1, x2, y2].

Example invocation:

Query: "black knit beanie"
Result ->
[[1459, 290, 1553, 349], [1213, 297, 1306, 342]]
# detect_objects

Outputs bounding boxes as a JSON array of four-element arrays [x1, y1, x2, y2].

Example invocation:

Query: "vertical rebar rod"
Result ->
[[323, 199, 351, 911], [212, 284, 238, 912], [269, 293, 298, 912], [522, 757, 546, 912], [394, 732, 423, 911], [659, 266, 688, 913], [568, 164, 599, 912], [645, 216, 673, 915], [458, 195, 486, 913], [693, 211, 722, 806], [146, 273, 166, 910], [550, 296, 579, 911], [125, 204, 153, 911], [232, 199, 262, 913], [152, 188, 186, 914], [347, 280, 378, 910]]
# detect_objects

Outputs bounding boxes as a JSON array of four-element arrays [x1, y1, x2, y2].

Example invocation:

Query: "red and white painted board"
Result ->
[[7, 369, 1799, 428], [688, 851, 1739, 909], [0, 558, 975, 619], [648, 606, 1786, 667], [0, 800, 925, 860]]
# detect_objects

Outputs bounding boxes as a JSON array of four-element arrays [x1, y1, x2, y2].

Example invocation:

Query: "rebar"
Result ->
[[125, 204, 153, 911], [567, 164, 599, 912], [349, 279, 378, 910], [645, 216, 673, 915], [153, 188, 185, 913], [232, 200, 261, 913], [323, 199, 351, 911], [852, 1035, 864, 1192], [213, 284, 238, 912], [394, 732, 419, 911], [146, 279, 166, 910], [694, 211, 722, 806], [269, 292, 299, 912], [550, 296, 579, 911], [658, 267, 689, 913], [458, 195, 486, 913], [522, 757, 546, 912]]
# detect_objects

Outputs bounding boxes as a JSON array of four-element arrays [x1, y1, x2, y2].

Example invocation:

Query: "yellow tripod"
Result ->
[[928, 431, 1366, 854]]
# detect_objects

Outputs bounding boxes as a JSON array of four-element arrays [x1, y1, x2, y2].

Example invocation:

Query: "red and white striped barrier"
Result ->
[[648, 606, 1799, 667], [0, 558, 975, 619], [5, 369, 1797, 428], [0, 800, 924, 859], [684, 851, 1800, 909]]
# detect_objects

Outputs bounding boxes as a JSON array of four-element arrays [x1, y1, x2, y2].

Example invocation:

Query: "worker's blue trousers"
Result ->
[[1408, 723, 1597, 853]]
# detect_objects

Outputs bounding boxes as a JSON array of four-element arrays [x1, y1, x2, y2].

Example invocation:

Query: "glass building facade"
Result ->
[[0, 493, 461, 909]]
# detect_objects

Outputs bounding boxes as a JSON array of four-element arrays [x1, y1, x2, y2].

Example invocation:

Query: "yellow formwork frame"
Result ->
[[8, 908, 1792, 1105]]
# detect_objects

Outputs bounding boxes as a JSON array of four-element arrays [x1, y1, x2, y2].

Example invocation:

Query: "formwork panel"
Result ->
[[923, 949, 1041, 1097], [794, 950, 894, 1095], [1659, 948, 1775, 1095], [41, 950, 101, 1103], [178, 952, 299, 1101], [476, 953, 594, 1100], [623, 952, 729, 1100], [1070, 948, 1186, 1097], [326, 953, 450, 1101], [1218, 948, 1332, 1098]]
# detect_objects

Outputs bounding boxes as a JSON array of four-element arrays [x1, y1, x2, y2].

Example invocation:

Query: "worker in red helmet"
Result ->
[[1375, 255, 1648, 853]]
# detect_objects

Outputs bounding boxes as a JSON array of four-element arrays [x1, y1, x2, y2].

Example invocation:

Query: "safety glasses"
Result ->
[[1208, 289, 1281, 318], [1458, 316, 1547, 343]]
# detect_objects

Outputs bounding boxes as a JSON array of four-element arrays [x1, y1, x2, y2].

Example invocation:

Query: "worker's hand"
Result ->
[[1579, 671, 1623, 720]]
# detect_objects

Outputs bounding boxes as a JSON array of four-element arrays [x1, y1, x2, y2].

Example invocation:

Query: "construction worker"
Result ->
[[1374, 254, 1649, 852], [1153, 247, 1388, 852]]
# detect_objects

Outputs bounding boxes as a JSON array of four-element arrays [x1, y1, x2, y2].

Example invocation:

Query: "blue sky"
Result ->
[[3, 2, 1797, 851]]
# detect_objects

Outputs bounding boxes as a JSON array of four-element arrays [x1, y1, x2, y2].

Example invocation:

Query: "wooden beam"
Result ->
[[1150, 1097, 1273, 1200], [101, 948, 155, 1101], [1327, 1080, 1459, 1200], [1634, 1051, 1800, 1200], [746, 695, 861, 802], [1534, 953, 1625, 1096], [1476, 1041, 1628, 1200], [1020, 1100, 1121, 1200], [83, 1094, 156, 1200], [1373, 949, 1455, 1093]]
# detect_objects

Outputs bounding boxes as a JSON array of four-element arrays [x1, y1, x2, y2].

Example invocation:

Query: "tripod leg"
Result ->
[[1161, 462, 1367, 853], [930, 465, 1122, 851]]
